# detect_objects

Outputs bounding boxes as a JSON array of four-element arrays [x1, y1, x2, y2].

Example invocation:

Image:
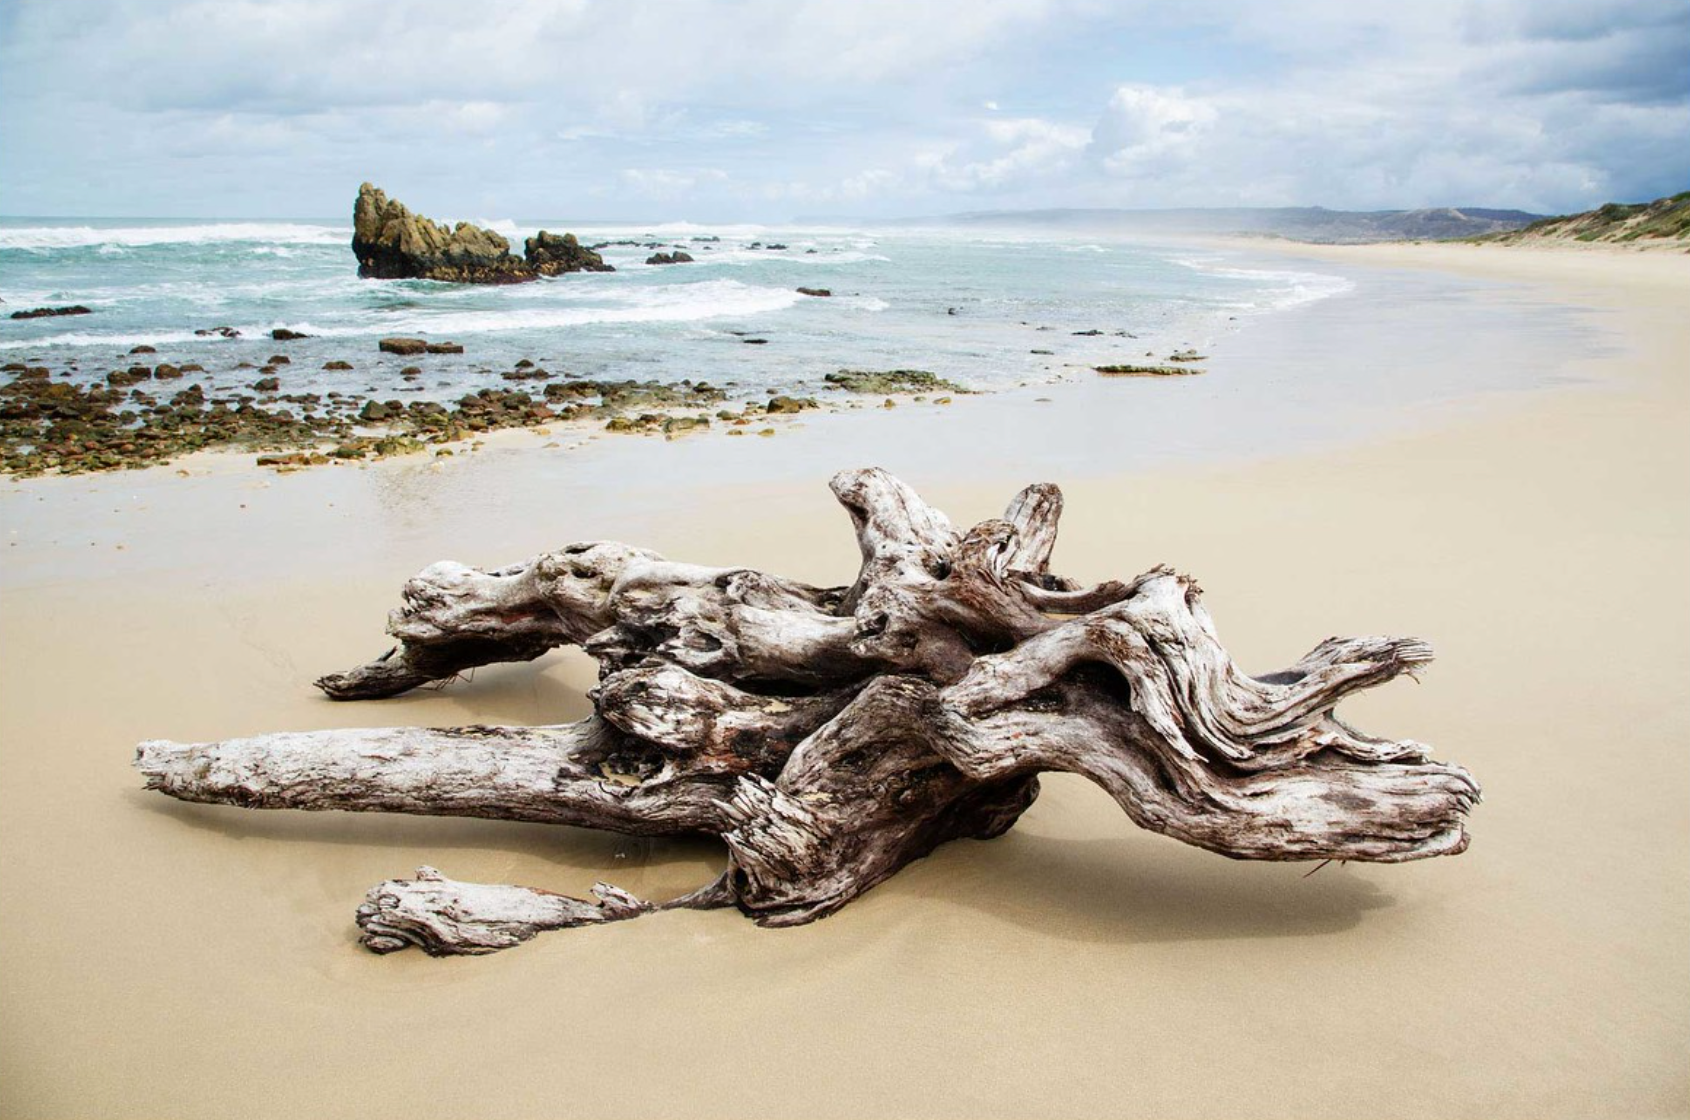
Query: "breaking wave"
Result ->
[[0, 223, 348, 251]]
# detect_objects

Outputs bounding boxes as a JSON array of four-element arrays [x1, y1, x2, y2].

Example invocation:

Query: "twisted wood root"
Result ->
[[137, 468, 1478, 955]]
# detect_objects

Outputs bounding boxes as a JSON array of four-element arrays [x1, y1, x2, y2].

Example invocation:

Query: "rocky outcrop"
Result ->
[[645, 251, 694, 265], [353, 183, 530, 283], [10, 305, 92, 320], [525, 231, 613, 276], [352, 184, 613, 284], [381, 338, 465, 355]]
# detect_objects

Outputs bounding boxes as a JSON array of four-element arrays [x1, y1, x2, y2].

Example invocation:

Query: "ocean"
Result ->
[[0, 215, 1612, 588], [0, 217, 1351, 404]]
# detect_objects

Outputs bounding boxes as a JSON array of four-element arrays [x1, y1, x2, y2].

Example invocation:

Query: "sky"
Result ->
[[0, 0, 1686, 221]]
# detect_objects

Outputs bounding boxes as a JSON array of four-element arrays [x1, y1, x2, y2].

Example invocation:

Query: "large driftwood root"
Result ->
[[136, 468, 1479, 955]]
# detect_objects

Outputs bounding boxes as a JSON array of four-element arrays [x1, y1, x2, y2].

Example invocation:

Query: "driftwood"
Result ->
[[136, 468, 1479, 955]]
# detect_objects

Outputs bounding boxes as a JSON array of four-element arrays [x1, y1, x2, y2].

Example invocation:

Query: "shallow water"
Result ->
[[0, 242, 1608, 593], [2, 218, 1348, 405]]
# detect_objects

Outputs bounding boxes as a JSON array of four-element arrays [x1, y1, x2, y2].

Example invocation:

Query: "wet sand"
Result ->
[[1, 241, 1686, 1119]]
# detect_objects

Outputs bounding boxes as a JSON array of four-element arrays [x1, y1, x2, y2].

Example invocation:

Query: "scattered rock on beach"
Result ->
[[107, 366, 152, 386], [426, 341, 463, 354], [824, 369, 965, 394], [256, 452, 322, 468], [271, 328, 310, 341], [323, 360, 353, 371], [797, 287, 832, 297], [1094, 363, 1203, 377], [9, 305, 93, 320], [379, 337, 429, 356], [129, 345, 157, 355]]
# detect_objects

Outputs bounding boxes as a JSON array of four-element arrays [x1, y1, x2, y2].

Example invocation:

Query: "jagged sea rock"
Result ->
[[645, 251, 694, 265], [9, 305, 92, 320], [352, 184, 613, 284], [352, 183, 532, 284], [525, 231, 613, 276]]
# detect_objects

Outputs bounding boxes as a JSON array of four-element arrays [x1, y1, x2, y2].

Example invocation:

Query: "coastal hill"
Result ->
[[1478, 191, 1690, 246], [872, 206, 1544, 243]]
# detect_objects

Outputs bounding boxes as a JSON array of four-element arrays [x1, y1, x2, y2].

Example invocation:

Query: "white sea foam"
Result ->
[[288, 279, 806, 338], [1172, 257, 1354, 311], [0, 223, 348, 251], [663, 248, 892, 267], [595, 221, 773, 239], [0, 329, 213, 351]]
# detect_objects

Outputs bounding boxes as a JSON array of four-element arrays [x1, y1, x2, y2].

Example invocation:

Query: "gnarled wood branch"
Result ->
[[137, 468, 1479, 955]]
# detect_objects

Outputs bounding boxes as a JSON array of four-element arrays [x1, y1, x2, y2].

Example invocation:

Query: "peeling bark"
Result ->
[[137, 468, 1479, 955]]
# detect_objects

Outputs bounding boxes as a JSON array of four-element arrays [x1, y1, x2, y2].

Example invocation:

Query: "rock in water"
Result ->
[[352, 183, 532, 284], [525, 231, 613, 276], [351, 184, 614, 284], [10, 305, 93, 320]]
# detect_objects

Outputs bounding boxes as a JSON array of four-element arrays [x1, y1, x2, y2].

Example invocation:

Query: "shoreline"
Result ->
[[2, 240, 1687, 1119], [0, 230, 1594, 482], [0, 238, 1617, 594]]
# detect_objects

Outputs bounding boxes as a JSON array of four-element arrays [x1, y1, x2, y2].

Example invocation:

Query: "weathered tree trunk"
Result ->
[[136, 468, 1479, 955]]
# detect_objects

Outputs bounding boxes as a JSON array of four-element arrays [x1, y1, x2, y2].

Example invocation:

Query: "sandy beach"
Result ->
[[1, 240, 1686, 1119]]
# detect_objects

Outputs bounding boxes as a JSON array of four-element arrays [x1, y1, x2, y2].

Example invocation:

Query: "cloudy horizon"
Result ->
[[1, 0, 1685, 222]]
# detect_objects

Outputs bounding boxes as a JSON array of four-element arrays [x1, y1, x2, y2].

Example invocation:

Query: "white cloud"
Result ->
[[620, 167, 730, 200], [923, 117, 1090, 191], [1088, 87, 1217, 178], [0, 0, 1682, 217]]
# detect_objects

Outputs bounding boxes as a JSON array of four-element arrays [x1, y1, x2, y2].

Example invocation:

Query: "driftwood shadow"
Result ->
[[132, 789, 1388, 947], [918, 830, 1392, 945]]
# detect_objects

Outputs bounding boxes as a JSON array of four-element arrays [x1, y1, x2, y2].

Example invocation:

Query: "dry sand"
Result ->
[[1, 241, 1686, 1119]]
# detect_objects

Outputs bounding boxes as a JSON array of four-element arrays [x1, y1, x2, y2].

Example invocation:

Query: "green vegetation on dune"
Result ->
[[1483, 191, 1690, 245]]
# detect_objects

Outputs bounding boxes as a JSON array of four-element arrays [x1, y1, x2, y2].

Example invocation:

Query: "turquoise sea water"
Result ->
[[0, 217, 1611, 590], [0, 218, 1350, 403]]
